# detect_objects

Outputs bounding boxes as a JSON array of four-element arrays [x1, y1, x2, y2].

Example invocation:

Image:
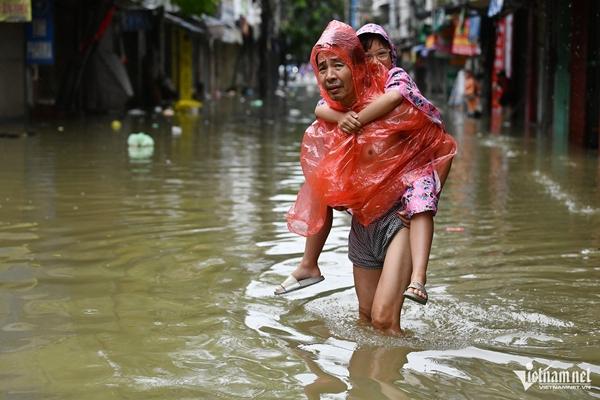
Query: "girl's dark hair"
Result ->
[[358, 33, 390, 52]]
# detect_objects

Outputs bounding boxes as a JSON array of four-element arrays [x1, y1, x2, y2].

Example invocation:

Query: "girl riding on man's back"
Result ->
[[313, 24, 450, 305], [277, 23, 455, 308]]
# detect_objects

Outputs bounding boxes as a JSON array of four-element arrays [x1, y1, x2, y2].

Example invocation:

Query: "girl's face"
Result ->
[[364, 38, 392, 69]]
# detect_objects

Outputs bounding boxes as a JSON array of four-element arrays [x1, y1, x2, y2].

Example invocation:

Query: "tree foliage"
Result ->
[[281, 0, 345, 63], [171, 0, 218, 16]]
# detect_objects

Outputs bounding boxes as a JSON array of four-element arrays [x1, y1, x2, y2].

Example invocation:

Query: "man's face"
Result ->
[[316, 52, 356, 107]]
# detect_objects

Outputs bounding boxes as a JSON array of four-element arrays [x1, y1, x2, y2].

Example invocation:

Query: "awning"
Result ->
[[415, 0, 492, 20], [164, 12, 205, 35], [115, 0, 163, 11], [202, 15, 242, 44]]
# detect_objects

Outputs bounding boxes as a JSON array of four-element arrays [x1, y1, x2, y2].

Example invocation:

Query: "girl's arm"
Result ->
[[357, 89, 403, 125], [315, 103, 345, 123], [315, 103, 362, 133]]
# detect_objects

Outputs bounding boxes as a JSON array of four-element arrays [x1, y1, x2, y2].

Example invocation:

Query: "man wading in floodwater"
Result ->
[[278, 21, 456, 335]]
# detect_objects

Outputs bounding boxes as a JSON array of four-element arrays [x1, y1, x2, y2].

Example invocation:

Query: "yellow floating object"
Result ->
[[175, 99, 203, 113], [111, 120, 122, 131]]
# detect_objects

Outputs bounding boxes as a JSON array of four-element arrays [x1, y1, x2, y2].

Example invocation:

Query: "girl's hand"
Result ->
[[338, 111, 361, 133], [397, 210, 411, 228]]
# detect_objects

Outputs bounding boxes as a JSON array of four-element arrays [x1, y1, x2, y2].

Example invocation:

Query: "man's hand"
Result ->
[[338, 111, 362, 133]]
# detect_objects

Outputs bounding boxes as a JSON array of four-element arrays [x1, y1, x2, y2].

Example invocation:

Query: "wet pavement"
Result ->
[[0, 91, 599, 399]]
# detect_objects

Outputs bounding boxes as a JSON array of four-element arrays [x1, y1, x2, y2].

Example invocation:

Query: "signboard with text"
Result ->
[[0, 0, 31, 22], [26, 0, 54, 65]]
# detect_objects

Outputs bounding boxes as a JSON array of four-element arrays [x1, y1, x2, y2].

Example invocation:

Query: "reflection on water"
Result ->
[[0, 96, 599, 399]]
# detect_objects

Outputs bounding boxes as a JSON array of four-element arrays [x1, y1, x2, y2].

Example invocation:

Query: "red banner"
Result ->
[[490, 17, 506, 133]]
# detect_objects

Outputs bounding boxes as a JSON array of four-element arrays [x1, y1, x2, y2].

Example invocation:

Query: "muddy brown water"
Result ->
[[0, 96, 598, 399]]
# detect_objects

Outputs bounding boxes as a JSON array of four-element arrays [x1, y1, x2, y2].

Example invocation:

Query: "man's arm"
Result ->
[[436, 141, 455, 190], [437, 157, 453, 189], [357, 90, 403, 125]]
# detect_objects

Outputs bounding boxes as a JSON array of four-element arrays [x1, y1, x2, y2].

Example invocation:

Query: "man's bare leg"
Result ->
[[353, 266, 382, 323], [370, 228, 412, 334]]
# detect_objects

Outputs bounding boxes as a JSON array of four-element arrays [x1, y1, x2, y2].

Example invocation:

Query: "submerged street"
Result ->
[[0, 92, 599, 398]]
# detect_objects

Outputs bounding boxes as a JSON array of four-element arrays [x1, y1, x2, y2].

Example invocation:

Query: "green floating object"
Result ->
[[250, 99, 263, 108], [128, 146, 154, 159], [127, 132, 154, 148]]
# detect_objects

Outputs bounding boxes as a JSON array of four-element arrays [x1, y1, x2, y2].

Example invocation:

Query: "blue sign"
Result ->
[[26, 0, 54, 65]]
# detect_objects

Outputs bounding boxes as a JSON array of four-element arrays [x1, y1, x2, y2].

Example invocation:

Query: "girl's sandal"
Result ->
[[403, 281, 428, 305]]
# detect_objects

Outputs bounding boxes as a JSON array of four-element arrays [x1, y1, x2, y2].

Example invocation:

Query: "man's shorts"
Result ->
[[348, 202, 405, 269]]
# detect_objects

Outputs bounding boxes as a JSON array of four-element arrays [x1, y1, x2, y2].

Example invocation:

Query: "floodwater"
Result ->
[[1, 93, 599, 399]]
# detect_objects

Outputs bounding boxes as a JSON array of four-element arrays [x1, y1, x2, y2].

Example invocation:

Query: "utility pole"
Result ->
[[349, 0, 358, 28], [259, 0, 273, 99]]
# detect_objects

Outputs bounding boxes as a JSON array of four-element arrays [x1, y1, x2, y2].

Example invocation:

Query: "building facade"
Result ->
[[0, 0, 267, 120], [404, 0, 599, 151]]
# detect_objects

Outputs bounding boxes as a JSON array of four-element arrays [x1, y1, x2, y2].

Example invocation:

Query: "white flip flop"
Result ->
[[274, 275, 325, 295]]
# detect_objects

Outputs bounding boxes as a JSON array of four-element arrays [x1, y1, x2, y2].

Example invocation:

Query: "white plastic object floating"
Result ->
[[127, 132, 154, 147]]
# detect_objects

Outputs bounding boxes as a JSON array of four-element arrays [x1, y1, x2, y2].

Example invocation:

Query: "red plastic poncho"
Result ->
[[287, 20, 456, 237]]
